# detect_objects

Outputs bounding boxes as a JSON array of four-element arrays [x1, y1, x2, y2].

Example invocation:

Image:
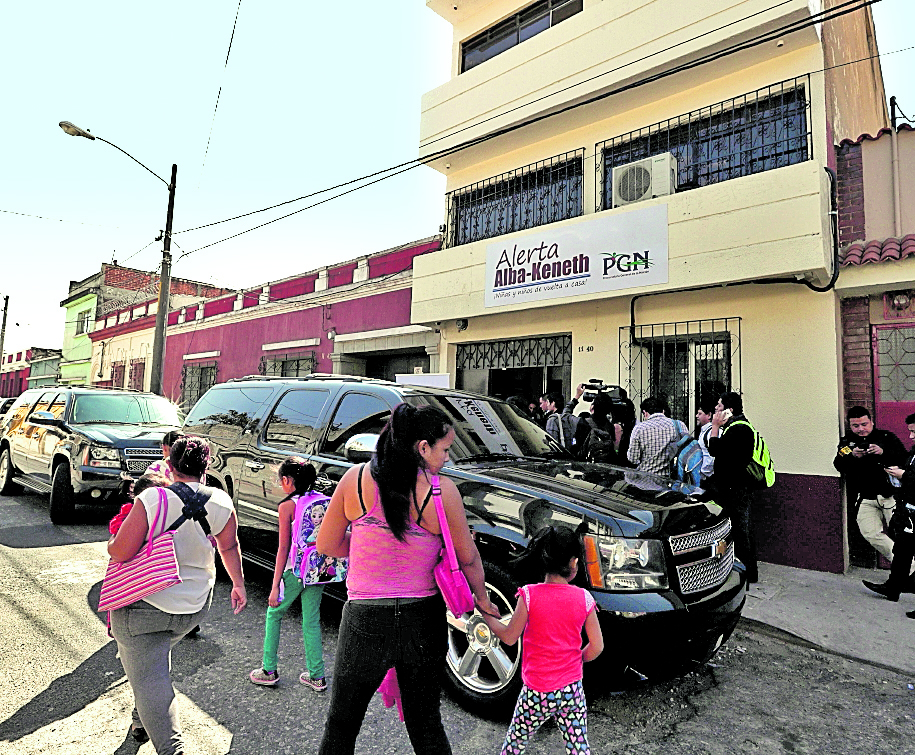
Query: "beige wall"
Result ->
[[91, 327, 154, 390], [861, 127, 915, 241], [821, 0, 887, 143], [438, 283, 842, 477]]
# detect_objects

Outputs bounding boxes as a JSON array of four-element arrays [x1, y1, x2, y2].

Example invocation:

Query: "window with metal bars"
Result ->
[[181, 361, 218, 412], [619, 319, 741, 424], [597, 77, 811, 211], [445, 151, 584, 248], [456, 334, 572, 370], [110, 362, 126, 389], [128, 359, 146, 392], [258, 352, 316, 378], [461, 0, 583, 73]]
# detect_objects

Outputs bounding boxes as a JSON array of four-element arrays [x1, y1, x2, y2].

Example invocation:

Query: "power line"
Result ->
[[175, 0, 884, 260], [0, 208, 120, 228], [199, 0, 244, 180], [171, 0, 855, 238]]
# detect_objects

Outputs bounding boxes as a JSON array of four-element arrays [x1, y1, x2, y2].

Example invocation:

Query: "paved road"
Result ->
[[0, 490, 913, 755]]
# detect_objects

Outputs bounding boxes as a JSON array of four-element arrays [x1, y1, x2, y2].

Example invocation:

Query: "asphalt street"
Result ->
[[1, 490, 913, 755]]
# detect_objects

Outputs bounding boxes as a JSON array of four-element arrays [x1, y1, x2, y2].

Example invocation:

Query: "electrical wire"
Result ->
[[0, 209, 120, 228], [199, 0, 244, 179], [176, 1, 886, 262], [172, 0, 871, 239]]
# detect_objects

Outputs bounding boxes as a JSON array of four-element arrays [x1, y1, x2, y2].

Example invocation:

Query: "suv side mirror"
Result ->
[[344, 433, 379, 463], [29, 411, 61, 427]]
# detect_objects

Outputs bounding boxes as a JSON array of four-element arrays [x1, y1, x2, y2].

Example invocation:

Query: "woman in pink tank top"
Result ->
[[316, 404, 496, 755]]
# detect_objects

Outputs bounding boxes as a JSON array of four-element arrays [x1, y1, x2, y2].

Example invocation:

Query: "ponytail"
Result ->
[[514, 525, 581, 579], [277, 456, 318, 503]]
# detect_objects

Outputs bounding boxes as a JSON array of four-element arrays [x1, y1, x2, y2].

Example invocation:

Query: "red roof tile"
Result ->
[[837, 123, 913, 148], [841, 235, 915, 267]]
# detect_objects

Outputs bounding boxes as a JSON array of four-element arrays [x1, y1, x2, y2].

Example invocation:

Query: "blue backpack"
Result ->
[[671, 429, 703, 486]]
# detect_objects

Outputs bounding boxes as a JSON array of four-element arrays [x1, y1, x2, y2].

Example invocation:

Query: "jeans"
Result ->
[[723, 487, 758, 583], [262, 569, 325, 678], [317, 596, 451, 755], [857, 496, 896, 561], [110, 598, 209, 755]]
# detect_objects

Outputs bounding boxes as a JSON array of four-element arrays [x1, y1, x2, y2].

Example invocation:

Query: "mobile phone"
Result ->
[[721, 409, 733, 421]]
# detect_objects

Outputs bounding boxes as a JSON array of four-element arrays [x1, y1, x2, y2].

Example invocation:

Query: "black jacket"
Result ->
[[833, 427, 907, 501], [707, 413, 755, 491]]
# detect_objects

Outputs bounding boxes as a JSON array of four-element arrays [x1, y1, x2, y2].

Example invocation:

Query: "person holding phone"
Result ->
[[834, 406, 906, 565]]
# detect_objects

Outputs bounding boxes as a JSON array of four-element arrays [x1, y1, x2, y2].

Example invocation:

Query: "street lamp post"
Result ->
[[59, 121, 175, 396]]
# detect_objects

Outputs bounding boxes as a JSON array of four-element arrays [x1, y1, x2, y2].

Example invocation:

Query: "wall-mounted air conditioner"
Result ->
[[611, 152, 677, 208]]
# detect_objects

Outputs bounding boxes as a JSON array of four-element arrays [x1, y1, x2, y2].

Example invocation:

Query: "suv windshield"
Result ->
[[71, 393, 183, 426], [402, 394, 568, 463]]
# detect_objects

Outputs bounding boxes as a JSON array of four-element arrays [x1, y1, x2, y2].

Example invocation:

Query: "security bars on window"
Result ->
[[456, 334, 572, 370], [181, 361, 218, 412], [444, 151, 584, 248], [258, 352, 316, 378], [596, 76, 811, 211], [619, 319, 741, 424]]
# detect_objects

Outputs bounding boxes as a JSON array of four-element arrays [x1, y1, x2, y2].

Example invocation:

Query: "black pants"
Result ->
[[317, 596, 451, 755], [888, 529, 915, 591], [723, 487, 757, 583]]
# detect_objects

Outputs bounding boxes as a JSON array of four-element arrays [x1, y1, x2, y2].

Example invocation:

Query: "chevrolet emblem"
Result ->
[[711, 540, 728, 558]]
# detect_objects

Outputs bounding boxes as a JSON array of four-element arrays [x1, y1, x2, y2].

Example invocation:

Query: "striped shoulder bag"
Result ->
[[98, 488, 182, 612]]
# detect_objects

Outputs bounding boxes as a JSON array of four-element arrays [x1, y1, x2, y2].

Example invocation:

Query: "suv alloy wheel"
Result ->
[[49, 464, 76, 525], [0, 448, 19, 496], [444, 563, 522, 716]]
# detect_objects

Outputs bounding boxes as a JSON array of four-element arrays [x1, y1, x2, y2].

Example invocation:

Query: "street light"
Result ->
[[59, 120, 176, 396]]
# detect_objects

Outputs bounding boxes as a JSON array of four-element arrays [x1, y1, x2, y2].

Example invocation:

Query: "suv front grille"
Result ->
[[125, 448, 162, 458], [668, 518, 731, 555], [676, 543, 735, 594], [127, 459, 153, 473]]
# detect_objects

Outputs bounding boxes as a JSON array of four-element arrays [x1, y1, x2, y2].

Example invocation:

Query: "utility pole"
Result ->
[[0, 296, 8, 381], [149, 164, 177, 396]]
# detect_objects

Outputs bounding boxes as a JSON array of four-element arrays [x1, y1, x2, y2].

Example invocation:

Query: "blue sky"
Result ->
[[1, 1, 912, 354]]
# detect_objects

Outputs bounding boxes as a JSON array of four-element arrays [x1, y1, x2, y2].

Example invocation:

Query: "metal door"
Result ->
[[873, 324, 915, 445]]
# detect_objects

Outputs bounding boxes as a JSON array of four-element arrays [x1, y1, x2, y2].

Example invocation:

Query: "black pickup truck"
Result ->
[[183, 375, 746, 712], [0, 386, 182, 523]]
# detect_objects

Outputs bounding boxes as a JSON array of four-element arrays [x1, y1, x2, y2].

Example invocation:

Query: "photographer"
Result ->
[[565, 383, 627, 464], [834, 406, 906, 564]]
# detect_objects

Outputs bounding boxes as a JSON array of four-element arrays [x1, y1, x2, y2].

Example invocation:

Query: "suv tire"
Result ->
[[49, 464, 77, 525], [0, 447, 19, 496], [443, 562, 522, 718]]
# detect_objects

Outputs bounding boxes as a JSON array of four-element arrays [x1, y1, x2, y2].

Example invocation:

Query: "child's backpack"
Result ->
[[291, 491, 347, 585], [671, 429, 703, 487], [581, 420, 617, 463]]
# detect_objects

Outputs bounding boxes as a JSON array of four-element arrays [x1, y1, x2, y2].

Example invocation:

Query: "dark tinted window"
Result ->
[[264, 390, 330, 450], [320, 393, 392, 458], [184, 385, 275, 440]]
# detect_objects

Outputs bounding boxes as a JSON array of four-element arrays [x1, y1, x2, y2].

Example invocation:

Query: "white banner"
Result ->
[[484, 204, 668, 307]]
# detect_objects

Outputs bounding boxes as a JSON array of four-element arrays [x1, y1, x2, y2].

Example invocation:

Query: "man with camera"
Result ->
[[834, 406, 907, 565]]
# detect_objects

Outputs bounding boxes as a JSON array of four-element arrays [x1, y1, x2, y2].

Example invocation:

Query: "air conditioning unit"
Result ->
[[611, 152, 677, 208]]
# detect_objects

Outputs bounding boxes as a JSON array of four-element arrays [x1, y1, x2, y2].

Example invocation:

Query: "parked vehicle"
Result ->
[[0, 386, 183, 523], [0, 397, 16, 425], [183, 375, 746, 712]]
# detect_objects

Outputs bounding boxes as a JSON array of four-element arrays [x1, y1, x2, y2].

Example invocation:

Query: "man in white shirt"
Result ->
[[696, 399, 716, 483]]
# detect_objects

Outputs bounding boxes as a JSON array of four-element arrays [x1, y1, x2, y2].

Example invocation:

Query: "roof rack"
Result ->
[[28, 383, 151, 394], [226, 373, 395, 385]]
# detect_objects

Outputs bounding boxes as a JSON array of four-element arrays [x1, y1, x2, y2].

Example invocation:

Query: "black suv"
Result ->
[[184, 375, 746, 712], [0, 386, 183, 523]]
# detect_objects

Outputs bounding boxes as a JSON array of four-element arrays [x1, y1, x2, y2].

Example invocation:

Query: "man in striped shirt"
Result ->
[[627, 397, 680, 476]]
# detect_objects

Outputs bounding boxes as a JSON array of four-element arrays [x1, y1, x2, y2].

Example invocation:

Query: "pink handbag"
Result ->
[[430, 475, 474, 617], [98, 488, 182, 612]]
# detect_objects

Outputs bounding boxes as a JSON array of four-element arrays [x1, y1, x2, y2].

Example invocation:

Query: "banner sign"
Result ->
[[484, 204, 668, 307]]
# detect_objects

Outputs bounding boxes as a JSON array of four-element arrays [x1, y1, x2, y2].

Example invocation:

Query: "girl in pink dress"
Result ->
[[145, 430, 184, 484], [479, 526, 604, 755]]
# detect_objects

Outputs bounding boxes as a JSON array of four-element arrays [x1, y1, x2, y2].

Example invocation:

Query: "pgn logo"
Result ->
[[602, 251, 651, 275]]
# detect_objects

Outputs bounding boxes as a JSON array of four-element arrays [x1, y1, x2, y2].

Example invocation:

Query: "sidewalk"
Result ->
[[741, 561, 915, 677]]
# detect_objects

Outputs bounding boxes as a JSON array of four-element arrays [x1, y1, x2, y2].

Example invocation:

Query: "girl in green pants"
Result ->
[[249, 457, 329, 692]]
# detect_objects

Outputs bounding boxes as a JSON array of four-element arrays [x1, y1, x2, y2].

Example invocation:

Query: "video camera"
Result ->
[[581, 378, 623, 403]]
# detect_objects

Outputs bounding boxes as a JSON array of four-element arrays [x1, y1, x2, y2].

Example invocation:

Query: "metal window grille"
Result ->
[[619, 319, 741, 423], [456, 334, 572, 370], [445, 150, 584, 248], [75, 309, 91, 335], [128, 359, 146, 391], [596, 77, 811, 211], [461, 0, 583, 73], [110, 361, 126, 389], [181, 361, 218, 411], [258, 352, 316, 377]]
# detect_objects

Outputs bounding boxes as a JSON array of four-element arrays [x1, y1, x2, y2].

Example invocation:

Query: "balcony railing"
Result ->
[[597, 76, 812, 210]]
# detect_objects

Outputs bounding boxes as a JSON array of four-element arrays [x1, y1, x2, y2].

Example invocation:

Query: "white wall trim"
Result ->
[[262, 338, 321, 351], [334, 324, 433, 343], [183, 351, 221, 360]]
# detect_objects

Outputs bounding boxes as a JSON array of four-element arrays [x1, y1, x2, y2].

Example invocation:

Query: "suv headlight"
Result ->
[[87, 446, 121, 468], [583, 534, 668, 591]]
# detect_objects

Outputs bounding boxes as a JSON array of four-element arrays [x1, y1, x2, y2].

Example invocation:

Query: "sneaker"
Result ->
[[249, 668, 279, 686], [299, 672, 327, 692]]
